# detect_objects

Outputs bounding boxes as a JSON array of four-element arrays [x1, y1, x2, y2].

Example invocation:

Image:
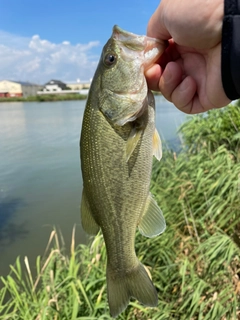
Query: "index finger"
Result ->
[[147, 3, 171, 40]]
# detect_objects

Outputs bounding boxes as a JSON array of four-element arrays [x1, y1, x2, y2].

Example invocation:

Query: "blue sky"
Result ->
[[0, 0, 160, 84]]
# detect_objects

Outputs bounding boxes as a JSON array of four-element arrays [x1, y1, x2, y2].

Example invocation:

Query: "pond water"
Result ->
[[0, 96, 188, 276]]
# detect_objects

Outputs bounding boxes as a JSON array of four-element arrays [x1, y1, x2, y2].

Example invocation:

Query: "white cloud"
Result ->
[[0, 30, 100, 84]]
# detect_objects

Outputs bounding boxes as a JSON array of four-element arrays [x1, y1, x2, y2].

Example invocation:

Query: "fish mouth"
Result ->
[[112, 25, 166, 69]]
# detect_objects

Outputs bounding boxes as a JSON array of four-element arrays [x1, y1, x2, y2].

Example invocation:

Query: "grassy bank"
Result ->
[[0, 103, 239, 319], [0, 93, 87, 103]]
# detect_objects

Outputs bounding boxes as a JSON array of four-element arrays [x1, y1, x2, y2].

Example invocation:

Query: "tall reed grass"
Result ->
[[0, 103, 239, 319]]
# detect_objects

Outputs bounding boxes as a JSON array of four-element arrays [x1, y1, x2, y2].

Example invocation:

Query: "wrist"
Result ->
[[221, 0, 240, 99]]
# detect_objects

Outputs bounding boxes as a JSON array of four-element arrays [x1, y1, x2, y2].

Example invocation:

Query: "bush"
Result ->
[[179, 104, 240, 157]]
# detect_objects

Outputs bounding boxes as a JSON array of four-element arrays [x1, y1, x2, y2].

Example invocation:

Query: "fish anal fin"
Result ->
[[107, 261, 158, 318], [153, 128, 162, 161], [138, 194, 166, 238], [80, 188, 100, 235], [126, 127, 143, 162]]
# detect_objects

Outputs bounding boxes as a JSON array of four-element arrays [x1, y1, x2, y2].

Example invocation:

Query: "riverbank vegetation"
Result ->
[[0, 103, 239, 319], [0, 93, 87, 103], [0, 92, 162, 103]]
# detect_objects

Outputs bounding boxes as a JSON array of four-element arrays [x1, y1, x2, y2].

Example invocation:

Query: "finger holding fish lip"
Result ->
[[159, 62, 197, 113], [145, 64, 163, 92]]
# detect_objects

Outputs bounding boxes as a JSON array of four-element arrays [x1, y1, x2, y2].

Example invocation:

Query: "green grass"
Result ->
[[0, 93, 87, 103], [0, 103, 240, 319]]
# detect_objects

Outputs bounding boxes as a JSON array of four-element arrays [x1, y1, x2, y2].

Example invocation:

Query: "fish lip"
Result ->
[[112, 25, 166, 69], [112, 25, 146, 50]]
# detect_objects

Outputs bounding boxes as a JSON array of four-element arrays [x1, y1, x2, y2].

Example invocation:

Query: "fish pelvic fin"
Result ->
[[80, 188, 100, 235], [107, 261, 158, 318], [138, 193, 166, 238]]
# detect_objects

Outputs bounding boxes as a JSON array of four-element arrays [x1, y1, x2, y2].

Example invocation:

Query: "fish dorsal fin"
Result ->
[[138, 194, 166, 238], [153, 128, 162, 161], [81, 188, 100, 235], [126, 126, 143, 162]]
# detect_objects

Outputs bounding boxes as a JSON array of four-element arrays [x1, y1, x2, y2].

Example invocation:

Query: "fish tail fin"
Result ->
[[107, 261, 158, 318]]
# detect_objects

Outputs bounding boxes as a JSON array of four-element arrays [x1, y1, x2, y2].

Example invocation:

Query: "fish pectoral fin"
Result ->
[[126, 126, 143, 162], [153, 128, 162, 161], [100, 90, 148, 126], [80, 188, 100, 235], [138, 194, 166, 238]]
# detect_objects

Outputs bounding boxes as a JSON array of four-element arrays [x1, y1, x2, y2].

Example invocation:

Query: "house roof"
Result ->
[[17, 81, 37, 86], [0, 80, 41, 86], [45, 79, 67, 86]]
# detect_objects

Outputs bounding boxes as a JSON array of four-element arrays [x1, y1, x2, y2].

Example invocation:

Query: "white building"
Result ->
[[43, 80, 68, 92], [66, 79, 91, 91], [0, 80, 42, 98]]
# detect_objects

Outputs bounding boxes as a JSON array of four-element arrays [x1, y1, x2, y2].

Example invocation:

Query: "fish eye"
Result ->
[[104, 53, 117, 67]]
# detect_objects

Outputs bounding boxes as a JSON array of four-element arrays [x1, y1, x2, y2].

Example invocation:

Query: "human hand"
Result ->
[[146, 0, 231, 114]]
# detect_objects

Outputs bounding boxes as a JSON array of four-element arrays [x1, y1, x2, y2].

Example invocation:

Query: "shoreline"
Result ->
[[0, 93, 88, 103], [0, 91, 162, 103]]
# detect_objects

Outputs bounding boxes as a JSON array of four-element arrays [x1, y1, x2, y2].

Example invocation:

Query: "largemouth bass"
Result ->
[[80, 25, 166, 317]]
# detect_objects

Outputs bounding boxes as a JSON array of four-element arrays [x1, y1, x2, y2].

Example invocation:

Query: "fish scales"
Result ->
[[82, 99, 150, 271], [80, 25, 166, 317]]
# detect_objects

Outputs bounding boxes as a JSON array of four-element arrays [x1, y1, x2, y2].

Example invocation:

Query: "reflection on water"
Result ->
[[0, 97, 187, 276], [154, 95, 188, 149], [0, 197, 28, 248], [0, 103, 26, 139]]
